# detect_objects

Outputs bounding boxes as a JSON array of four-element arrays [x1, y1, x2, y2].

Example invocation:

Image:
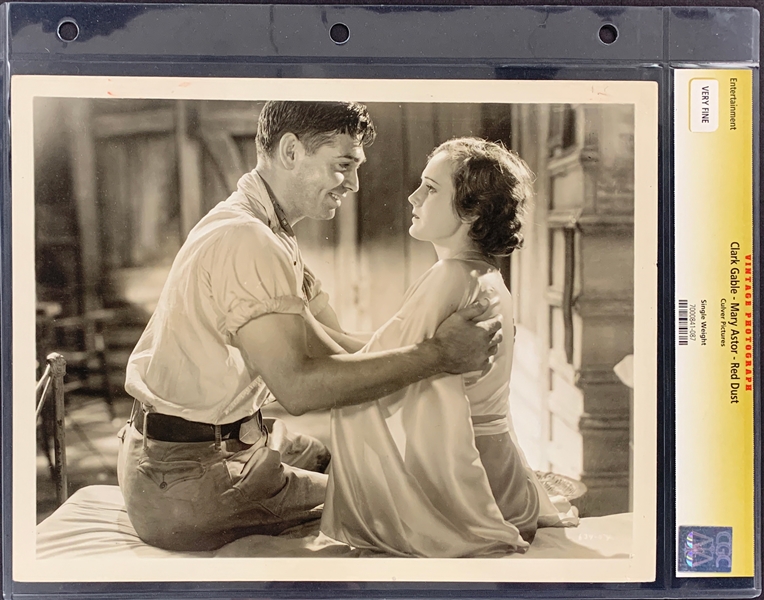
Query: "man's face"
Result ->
[[291, 133, 366, 221]]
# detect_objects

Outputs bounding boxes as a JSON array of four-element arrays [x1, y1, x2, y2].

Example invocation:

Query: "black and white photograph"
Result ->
[[13, 77, 658, 583]]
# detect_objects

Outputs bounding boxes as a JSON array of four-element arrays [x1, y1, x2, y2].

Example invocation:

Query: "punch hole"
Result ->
[[57, 19, 79, 42], [330, 23, 350, 45], [598, 24, 618, 45]]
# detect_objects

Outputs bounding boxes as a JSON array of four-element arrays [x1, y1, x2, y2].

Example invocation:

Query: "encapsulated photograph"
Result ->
[[13, 77, 658, 583]]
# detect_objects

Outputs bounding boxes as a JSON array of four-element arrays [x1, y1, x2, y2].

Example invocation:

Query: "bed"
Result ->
[[37, 485, 633, 559], [35, 354, 634, 561]]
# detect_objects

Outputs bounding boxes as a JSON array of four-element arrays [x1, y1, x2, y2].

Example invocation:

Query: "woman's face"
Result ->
[[408, 152, 469, 245]]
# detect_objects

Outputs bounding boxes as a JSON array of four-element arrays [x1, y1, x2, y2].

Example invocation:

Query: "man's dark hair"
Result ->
[[256, 101, 376, 157]]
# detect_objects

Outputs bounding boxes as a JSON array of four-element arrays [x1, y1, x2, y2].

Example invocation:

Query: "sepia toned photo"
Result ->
[[12, 77, 658, 583]]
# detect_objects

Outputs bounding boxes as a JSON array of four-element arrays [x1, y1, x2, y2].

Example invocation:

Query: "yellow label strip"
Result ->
[[674, 69, 755, 578]]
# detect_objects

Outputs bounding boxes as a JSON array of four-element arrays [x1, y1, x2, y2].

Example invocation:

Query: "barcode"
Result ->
[[677, 299, 689, 346]]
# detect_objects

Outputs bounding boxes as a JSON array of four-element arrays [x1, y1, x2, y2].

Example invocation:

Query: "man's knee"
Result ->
[[285, 434, 331, 472], [291, 433, 331, 473], [264, 418, 331, 472]]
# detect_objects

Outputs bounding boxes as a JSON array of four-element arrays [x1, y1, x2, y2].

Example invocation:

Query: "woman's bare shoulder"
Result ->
[[426, 258, 477, 285], [407, 259, 480, 307]]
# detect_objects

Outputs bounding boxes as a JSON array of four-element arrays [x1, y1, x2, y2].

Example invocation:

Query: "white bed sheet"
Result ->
[[37, 485, 633, 560]]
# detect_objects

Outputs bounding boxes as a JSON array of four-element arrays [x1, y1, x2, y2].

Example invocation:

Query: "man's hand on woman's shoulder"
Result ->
[[428, 299, 503, 375]]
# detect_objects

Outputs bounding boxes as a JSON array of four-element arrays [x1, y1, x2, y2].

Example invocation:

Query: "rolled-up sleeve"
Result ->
[[208, 224, 306, 334]]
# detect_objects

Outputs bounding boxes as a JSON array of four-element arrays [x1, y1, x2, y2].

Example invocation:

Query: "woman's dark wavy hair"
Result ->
[[256, 101, 376, 158], [431, 137, 534, 258]]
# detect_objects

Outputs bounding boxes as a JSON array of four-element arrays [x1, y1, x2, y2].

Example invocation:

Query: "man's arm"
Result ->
[[233, 301, 500, 416], [310, 269, 494, 354]]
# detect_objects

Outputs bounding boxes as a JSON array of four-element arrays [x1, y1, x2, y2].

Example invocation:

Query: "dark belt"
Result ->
[[131, 403, 262, 443]]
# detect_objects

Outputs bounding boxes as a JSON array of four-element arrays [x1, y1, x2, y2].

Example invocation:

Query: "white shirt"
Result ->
[[125, 170, 329, 424]]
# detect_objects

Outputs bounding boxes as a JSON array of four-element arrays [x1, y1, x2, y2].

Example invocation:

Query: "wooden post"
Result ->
[[176, 101, 204, 238], [67, 101, 101, 316], [47, 352, 68, 505]]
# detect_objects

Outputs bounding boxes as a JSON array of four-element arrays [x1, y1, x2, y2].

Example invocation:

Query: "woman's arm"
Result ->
[[320, 327, 369, 353], [313, 303, 373, 353], [303, 310, 348, 356]]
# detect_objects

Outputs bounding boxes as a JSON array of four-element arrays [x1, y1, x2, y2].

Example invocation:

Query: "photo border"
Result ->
[[11, 75, 658, 584]]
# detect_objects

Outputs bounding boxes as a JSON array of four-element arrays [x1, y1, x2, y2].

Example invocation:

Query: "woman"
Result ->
[[321, 138, 576, 558]]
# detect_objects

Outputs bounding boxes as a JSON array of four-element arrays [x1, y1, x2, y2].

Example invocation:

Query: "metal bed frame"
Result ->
[[36, 352, 68, 506]]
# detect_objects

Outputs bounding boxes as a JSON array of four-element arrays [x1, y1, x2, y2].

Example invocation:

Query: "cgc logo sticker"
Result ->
[[678, 526, 733, 572]]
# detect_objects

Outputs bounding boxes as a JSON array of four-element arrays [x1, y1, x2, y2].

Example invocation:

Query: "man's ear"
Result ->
[[277, 133, 305, 170]]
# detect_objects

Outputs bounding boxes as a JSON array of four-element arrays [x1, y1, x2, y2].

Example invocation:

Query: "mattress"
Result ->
[[37, 485, 633, 560]]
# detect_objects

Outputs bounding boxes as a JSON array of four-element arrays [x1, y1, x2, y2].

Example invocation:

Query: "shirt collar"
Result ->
[[258, 174, 296, 237], [235, 170, 295, 237]]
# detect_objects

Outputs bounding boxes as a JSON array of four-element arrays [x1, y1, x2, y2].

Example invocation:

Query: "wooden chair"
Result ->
[[36, 352, 68, 506], [37, 302, 116, 418]]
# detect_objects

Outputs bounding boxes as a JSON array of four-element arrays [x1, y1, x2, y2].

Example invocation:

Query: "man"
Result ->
[[118, 101, 501, 552]]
